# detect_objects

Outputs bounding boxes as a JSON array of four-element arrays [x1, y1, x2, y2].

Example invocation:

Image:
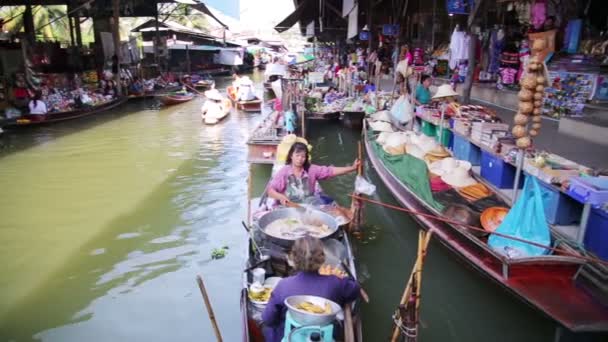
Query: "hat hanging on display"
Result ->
[[480, 207, 509, 232], [204, 89, 223, 101], [441, 167, 477, 188], [432, 84, 459, 99]]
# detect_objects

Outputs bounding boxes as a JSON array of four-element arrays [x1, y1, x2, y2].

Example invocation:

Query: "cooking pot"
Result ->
[[255, 208, 339, 248]]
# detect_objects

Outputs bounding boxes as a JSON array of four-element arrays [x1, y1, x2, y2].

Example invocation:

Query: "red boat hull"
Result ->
[[161, 94, 195, 106], [363, 123, 608, 333]]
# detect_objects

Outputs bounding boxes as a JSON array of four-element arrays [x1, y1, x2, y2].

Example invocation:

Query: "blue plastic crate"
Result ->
[[528, 175, 583, 225], [567, 176, 608, 206], [584, 207, 608, 261], [480, 150, 523, 189], [453, 134, 481, 166]]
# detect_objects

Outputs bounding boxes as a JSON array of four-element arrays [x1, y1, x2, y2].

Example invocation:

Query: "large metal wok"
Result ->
[[255, 208, 339, 248]]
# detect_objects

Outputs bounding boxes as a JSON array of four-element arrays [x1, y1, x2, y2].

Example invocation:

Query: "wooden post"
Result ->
[[154, 12, 160, 69], [75, 17, 83, 47], [196, 275, 224, 342], [69, 16, 76, 47], [112, 0, 122, 96], [390, 230, 433, 342]]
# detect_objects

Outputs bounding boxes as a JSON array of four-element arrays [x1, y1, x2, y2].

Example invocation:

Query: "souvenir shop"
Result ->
[[428, 0, 608, 119]]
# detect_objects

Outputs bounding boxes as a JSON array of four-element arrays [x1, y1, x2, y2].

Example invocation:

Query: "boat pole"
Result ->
[[512, 148, 524, 202], [196, 275, 224, 342], [390, 230, 433, 342], [349, 141, 364, 233]]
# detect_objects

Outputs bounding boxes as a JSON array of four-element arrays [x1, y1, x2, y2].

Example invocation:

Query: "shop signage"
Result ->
[[382, 24, 399, 36], [359, 31, 370, 41], [446, 0, 473, 15]]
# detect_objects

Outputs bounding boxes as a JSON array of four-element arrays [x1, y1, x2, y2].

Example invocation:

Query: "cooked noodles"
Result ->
[[264, 217, 331, 239]]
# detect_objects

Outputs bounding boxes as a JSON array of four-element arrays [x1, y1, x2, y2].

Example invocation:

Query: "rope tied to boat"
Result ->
[[350, 194, 608, 267], [391, 314, 418, 338]]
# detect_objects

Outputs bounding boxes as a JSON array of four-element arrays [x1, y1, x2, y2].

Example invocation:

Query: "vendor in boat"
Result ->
[[267, 142, 359, 206], [28, 91, 48, 116], [237, 76, 256, 101], [200, 89, 225, 122], [414, 74, 432, 106], [262, 236, 360, 342]]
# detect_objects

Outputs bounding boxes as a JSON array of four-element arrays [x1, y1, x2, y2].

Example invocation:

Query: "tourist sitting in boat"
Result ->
[[28, 91, 47, 116], [200, 89, 226, 123], [237, 77, 256, 101], [414, 74, 433, 106], [262, 236, 360, 342], [267, 142, 359, 205]]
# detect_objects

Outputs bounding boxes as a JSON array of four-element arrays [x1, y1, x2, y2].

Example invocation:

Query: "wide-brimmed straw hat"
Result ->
[[432, 84, 459, 99], [405, 143, 425, 159], [441, 167, 477, 188], [411, 134, 439, 154], [429, 157, 472, 176], [205, 89, 223, 101], [480, 207, 509, 232]]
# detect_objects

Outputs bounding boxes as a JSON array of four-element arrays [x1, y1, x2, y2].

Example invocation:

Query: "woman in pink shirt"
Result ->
[[268, 142, 359, 205]]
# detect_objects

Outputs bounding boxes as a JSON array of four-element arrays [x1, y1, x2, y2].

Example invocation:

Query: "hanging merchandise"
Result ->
[[530, 0, 546, 30], [449, 28, 469, 70], [563, 19, 583, 54]]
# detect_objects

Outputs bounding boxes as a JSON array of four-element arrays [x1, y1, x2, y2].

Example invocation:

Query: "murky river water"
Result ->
[[0, 73, 592, 342]]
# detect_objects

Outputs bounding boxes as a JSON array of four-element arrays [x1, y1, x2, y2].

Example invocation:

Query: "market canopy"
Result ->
[[274, 0, 314, 33]]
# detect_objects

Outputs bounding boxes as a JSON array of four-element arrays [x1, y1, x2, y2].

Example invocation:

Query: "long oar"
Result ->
[[196, 275, 223, 342]]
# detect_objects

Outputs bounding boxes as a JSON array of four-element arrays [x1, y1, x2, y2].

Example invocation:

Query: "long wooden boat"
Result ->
[[194, 79, 215, 91], [227, 86, 263, 112], [160, 93, 195, 106], [242, 155, 362, 341], [2, 97, 127, 128], [203, 99, 232, 125], [128, 85, 182, 100], [247, 111, 285, 164], [362, 119, 608, 334], [307, 111, 341, 122]]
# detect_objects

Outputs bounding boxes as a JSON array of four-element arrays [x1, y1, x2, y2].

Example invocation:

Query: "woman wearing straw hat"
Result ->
[[201, 89, 228, 124]]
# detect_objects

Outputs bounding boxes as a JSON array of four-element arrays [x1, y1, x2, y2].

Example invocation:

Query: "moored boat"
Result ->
[[160, 92, 195, 106], [362, 119, 608, 334], [194, 79, 215, 91], [2, 97, 127, 128], [227, 85, 263, 112]]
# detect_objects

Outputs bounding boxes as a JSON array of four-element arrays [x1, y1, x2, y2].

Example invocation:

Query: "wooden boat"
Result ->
[[203, 98, 232, 125], [246, 111, 285, 164], [160, 92, 195, 106], [128, 85, 182, 100], [194, 79, 215, 91], [307, 111, 341, 122], [2, 97, 126, 127], [362, 119, 608, 334], [242, 156, 362, 342], [227, 86, 263, 112]]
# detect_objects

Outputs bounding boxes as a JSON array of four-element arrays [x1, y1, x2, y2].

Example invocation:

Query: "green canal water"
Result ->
[[0, 74, 582, 341]]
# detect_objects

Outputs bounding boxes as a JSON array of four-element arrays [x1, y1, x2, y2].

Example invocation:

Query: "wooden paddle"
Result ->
[[196, 275, 223, 342]]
